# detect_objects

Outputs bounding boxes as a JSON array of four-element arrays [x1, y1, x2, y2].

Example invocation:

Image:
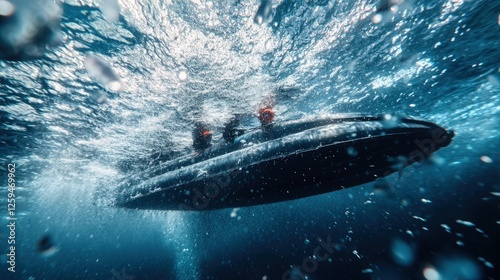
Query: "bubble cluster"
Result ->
[[85, 55, 123, 92], [253, 0, 273, 25], [0, 0, 62, 60]]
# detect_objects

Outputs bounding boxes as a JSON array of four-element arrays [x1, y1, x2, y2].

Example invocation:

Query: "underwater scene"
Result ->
[[1, 0, 499, 279]]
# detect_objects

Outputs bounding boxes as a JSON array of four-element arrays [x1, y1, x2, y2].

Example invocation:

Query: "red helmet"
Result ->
[[201, 130, 212, 137], [258, 107, 274, 125], [192, 124, 212, 151]]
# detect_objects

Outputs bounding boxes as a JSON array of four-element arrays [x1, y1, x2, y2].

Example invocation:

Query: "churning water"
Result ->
[[1, 0, 499, 279]]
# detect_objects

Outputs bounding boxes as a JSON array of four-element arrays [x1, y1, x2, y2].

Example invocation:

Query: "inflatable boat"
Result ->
[[115, 114, 454, 211]]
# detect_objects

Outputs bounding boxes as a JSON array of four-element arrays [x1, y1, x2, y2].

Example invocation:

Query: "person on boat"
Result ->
[[193, 106, 275, 150], [192, 123, 212, 151], [258, 106, 274, 126], [223, 117, 245, 143]]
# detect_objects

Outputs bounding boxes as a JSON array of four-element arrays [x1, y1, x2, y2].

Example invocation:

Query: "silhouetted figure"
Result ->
[[192, 123, 212, 152], [223, 117, 245, 143]]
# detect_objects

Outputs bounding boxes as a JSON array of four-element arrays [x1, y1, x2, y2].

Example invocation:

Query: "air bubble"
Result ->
[[372, 13, 383, 24], [412, 216, 427, 222], [347, 146, 358, 156], [352, 250, 361, 259], [456, 220, 475, 227], [391, 238, 415, 266], [437, 255, 481, 280], [423, 266, 440, 280], [0, 0, 15, 16], [108, 81, 122, 91], [441, 224, 451, 233], [230, 208, 240, 218], [421, 198, 432, 203], [478, 257, 494, 269], [85, 55, 122, 91], [480, 156, 492, 163], [178, 70, 188, 81], [90, 91, 107, 104], [254, 0, 273, 25], [99, 0, 120, 22], [383, 114, 401, 128]]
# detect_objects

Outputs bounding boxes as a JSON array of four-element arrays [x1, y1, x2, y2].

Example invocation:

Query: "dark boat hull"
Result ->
[[115, 114, 454, 211]]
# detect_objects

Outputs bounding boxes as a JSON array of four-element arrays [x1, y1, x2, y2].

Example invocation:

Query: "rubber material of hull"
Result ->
[[115, 114, 454, 211]]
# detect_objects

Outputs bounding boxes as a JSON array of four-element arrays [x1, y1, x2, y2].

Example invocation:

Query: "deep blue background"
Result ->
[[1, 0, 499, 279]]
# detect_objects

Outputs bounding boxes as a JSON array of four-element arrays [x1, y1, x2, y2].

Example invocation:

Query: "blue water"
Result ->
[[1, 0, 499, 279]]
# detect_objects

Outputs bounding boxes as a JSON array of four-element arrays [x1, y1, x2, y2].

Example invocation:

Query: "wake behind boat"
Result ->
[[114, 114, 454, 211]]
